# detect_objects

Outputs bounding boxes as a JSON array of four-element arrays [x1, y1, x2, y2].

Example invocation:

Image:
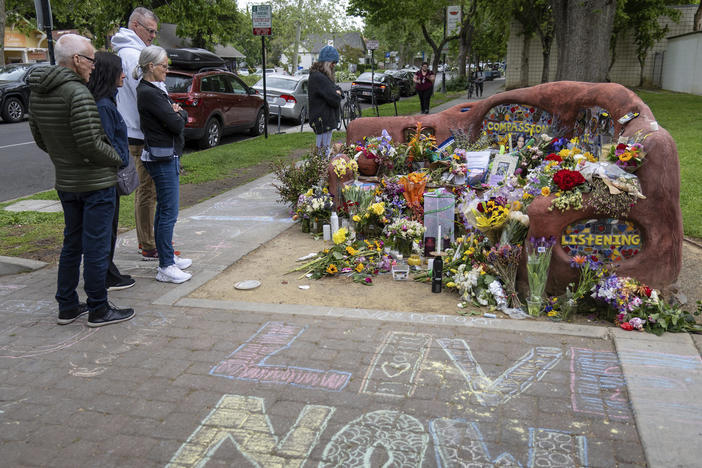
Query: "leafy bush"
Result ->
[[271, 146, 331, 208], [336, 70, 358, 82], [446, 75, 469, 92], [239, 74, 261, 87]]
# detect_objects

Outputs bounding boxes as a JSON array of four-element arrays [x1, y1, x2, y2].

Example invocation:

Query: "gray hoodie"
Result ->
[[111, 27, 147, 141]]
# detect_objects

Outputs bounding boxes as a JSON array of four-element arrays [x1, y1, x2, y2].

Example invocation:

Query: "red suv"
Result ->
[[166, 68, 267, 148]]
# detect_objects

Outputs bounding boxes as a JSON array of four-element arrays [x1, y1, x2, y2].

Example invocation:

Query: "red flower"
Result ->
[[553, 169, 586, 191], [616, 143, 628, 151], [620, 322, 634, 331], [545, 153, 562, 162], [643, 286, 652, 297]]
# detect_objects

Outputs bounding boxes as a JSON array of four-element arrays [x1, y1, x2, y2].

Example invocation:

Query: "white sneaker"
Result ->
[[174, 255, 192, 270], [156, 264, 192, 284]]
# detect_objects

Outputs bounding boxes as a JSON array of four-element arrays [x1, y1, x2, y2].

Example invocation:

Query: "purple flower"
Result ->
[[629, 317, 644, 330]]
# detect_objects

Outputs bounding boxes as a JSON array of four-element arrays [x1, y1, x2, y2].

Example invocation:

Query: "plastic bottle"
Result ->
[[330, 211, 339, 235]]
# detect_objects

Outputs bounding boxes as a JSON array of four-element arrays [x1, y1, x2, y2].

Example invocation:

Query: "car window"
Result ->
[[301, 80, 308, 93], [225, 75, 248, 95], [254, 77, 298, 90], [165, 74, 193, 93], [0, 65, 30, 82], [200, 75, 230, 93]]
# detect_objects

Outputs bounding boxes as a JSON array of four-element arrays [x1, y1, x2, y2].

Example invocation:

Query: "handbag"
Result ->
[[116, 155, 139, 196], [144, 134, 176, 161]]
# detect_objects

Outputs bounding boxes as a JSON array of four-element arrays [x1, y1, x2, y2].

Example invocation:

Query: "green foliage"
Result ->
[[446, 75, 469, 92], [271, 146, 332, 208], [238, 74, 261, 87], [637, 89, 702, 238]]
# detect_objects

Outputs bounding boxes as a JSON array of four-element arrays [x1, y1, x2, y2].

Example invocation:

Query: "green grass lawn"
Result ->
[[636, 89, 702, 238]]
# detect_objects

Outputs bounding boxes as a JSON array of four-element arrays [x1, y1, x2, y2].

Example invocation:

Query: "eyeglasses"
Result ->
[[154, 63, 168, 70], [76, 54, 95, 64], [138, 21, 158, 35]]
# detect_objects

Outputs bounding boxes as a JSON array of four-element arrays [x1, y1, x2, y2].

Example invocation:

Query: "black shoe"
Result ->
[[107, 277, 136, 291], [87, 303, 135, 328], [57, 302, 89, 325]]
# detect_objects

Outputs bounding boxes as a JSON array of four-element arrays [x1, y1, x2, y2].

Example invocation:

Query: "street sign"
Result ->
[[252, 4, 272, 36], [367, 39, 379, 50], [447, 5, 461, 35]]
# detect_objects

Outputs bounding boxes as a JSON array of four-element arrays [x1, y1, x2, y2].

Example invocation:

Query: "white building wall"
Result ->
[[662, 32, 702, 95], [505, 5, 698, 90]]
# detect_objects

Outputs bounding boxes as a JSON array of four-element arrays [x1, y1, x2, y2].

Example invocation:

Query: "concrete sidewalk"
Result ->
[[1, 165, 701, 466], [1, 75, 701, 466]]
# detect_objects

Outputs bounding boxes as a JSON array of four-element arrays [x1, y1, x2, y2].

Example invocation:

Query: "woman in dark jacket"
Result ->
[[308, 45, 342, 150], [135, 45, 192, 284], [87, 51, 136, 291]]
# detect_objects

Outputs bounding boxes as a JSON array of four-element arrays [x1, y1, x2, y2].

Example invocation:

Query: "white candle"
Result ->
[[437, 225, 442, 252], [323, 224, 331, 241]]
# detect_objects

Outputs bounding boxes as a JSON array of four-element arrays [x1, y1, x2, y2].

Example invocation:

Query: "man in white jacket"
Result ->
[[111, 7, 162, 260]]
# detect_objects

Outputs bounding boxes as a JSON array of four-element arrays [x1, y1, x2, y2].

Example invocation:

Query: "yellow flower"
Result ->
[[352, 214, 361, 222], [346, 246, 358, 255], [555, 192, 562, 197], [584, 152, 596, 162], [541, 186, 551, 197], [619, 151, 634, 162], [456, 237, 464, 243], [558, 148, 570, 158], [479, 269, 486, 275], [332, 227, 348, 244], [446, 282, 456, 288], [370, 202, 385, 216], [305, 189, 313, 196], [326, 264, 338, 274], [523, 192, 533, 200], [374, 241, 382, 250], [355, 263, 364, 272], [570, 137, 579, 145], [364, 213, 370, 219], [547, 310, 557, 317], [511, 200, 522, 211], [322, 187, 328, 193], [450, 268, 457, 274], [466, 248, 475, 256], [323, 249, 329, 254]]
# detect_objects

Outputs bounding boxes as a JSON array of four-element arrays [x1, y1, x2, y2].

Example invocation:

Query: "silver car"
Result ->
[[253, 74, 308, 124]]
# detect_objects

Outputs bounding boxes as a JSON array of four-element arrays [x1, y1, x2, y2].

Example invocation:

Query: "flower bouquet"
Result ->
[[399, 172, 428, 220], [383, 218, 425, 257], [525, 236, 556, 316], [296, 187, 333, 232], [607, 140, 645, 173], [289, 227, 386, 285], [352, 201, 388, 239], [355, 129, 398, 177], [341, 184, 375, 219], [406, 122, 437, 167], [471, 197, 510, 245], [486, 243, 523, 308], [331, 157, 358, 179]]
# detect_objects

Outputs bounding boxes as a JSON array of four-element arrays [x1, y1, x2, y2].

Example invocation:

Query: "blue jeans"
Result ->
[[143, 158, 180, 268], [56, 187, 116, 313], [316, 131, 333, 150]]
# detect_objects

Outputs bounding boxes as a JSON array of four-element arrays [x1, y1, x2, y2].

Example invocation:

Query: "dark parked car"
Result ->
[[350, 72, 400, 103], [166, 68, 267, 148], [388, 70, 415, 97], [0, 62, 46, 123]]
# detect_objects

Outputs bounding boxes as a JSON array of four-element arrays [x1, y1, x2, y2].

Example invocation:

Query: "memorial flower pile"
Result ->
[[355, 129, 398, 175], [406, 122, 437, 164], [486, 243, 523, 308]]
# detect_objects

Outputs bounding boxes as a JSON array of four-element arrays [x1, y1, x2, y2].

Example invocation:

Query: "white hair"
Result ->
[[128, 7, 159, 29], [55, 34, 93, 67], [133, 45, 168, 79]]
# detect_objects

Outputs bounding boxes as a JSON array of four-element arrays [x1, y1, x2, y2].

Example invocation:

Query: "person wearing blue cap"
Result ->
[[308, 45, 342, 150]]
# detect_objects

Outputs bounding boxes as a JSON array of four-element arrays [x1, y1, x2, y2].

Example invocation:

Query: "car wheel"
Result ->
[[250, 109, 265, 136], [1, 97, 26, 123], [199, 118, 222, 149]]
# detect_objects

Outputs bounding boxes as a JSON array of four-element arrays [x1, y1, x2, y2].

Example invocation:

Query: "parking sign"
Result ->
[[252, 4, 272, 36]]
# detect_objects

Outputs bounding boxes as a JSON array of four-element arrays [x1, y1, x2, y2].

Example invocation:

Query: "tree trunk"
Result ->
[[695, 3, 702, 31], [539, 30, 553, 83], [520, 34, 530, 87], [552, 0, 617, 82], [292, 21, 301, 73], [0, 0, 6, 66]]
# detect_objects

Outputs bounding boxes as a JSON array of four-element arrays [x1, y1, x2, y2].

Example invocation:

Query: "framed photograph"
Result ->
[[489, 154, 518, 179]]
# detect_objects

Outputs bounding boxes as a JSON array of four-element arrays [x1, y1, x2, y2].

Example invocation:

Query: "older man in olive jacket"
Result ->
[[28, 34, 135, 327]]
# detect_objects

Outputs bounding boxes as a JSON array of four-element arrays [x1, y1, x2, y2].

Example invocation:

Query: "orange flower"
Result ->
[[326, 264, 338, 274]]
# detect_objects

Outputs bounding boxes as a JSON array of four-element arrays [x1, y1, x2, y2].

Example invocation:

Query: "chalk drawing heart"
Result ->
[[381, 362, 411, 378]]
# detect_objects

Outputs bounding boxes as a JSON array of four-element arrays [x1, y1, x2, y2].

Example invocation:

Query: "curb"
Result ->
[[0, 255, 48, 276]]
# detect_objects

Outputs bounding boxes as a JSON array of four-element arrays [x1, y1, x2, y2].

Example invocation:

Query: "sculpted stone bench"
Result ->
[[343, 81, 682, 292]]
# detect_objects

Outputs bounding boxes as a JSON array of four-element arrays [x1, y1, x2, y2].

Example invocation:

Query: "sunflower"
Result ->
[[326, 264, 338, 274], [346, 246, 358, 255], [355, 263, 364, 272]]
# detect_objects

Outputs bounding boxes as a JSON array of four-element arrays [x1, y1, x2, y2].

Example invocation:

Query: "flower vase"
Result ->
[[395, 238, 413, 257], [313, 218, 324, 234], [301, 218, 310, 233], [357, 152, 378, 176], [526, 297, 542, 317]]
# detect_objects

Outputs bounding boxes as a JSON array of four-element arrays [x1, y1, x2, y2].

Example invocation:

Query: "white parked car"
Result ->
[[253, 74, 308, 124]]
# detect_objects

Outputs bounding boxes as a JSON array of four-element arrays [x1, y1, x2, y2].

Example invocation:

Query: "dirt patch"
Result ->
[[190, 225, 702, 319]]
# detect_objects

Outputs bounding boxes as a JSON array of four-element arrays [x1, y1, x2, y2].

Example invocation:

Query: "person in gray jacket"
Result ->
[[28, 34, 135, 327]]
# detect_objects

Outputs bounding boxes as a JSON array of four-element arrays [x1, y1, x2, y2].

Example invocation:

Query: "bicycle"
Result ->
[[341, 90, 363, 130], [466, 79, 475, 99]]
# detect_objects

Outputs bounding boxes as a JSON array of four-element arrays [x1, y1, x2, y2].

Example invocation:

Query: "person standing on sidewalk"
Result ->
[[308, 45, 342, 151], [414, 62, 435, 114], [136, 46, 193, 284], [87, 51, 137, 292], [475, 67, 485, 98], [111, 7, 162, 261], [27, 34, 135, 327]]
